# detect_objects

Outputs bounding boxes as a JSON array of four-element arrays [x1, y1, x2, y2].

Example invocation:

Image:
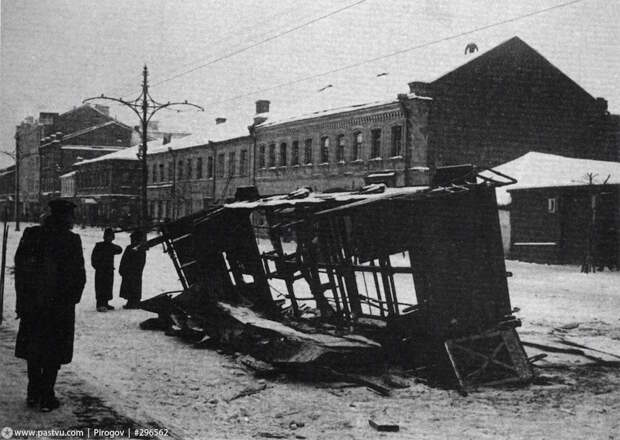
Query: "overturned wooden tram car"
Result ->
[[141, 170, 532, 390]]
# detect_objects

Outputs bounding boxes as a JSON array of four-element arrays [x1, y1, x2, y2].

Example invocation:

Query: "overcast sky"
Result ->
[[1, 0, 619, 167]]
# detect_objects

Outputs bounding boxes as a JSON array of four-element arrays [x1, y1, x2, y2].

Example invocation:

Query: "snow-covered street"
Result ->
[[1, 224, 620, 439]]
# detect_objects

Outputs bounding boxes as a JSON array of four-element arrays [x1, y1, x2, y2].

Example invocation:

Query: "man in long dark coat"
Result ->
[[119, 230, 146, 309], [14, 199, 86, 412], [91, 228, 122, 312]]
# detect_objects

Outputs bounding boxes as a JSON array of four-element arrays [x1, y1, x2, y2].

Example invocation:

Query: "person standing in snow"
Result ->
[[91, 228, 123, 312], [14, 199, 86, 412], [119, 229, 146, 309]]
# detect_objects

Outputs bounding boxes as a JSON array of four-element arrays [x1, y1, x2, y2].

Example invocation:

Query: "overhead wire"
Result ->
[[151, 0, 368, 88], [202, 0, 589, 106], [110, 2, 310, 97]]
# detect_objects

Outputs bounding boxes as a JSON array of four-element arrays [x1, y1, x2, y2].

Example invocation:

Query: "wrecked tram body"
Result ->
[[140, 176, 532, 391]]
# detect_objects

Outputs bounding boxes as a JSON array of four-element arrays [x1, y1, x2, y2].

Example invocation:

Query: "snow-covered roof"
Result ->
[[147, 120, 250, 156], [483, 152, 620, 206], [73, 145, 141, 166], [258, 98, 401, 128], [59, 171, 76, 178]]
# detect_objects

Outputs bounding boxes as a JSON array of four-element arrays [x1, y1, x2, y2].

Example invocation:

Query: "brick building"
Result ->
[[146, 120, 252, 221], [70, 146, 142, 227], [39, 104, 135, 206], [253, 94, 432, 195], [426, 36, 617, 168], [0, 165, 15, 218], [15, 116, 43, 220]]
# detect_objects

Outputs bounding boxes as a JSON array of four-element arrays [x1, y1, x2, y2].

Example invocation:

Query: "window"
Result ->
[[168, 161, 174, 181], [187, 159, 192, 179], [177, 160, 183, 180], [207, 156, 214, 178], [371, 129, 382, 158], [279, 142, 287, 166], [159, 163, 165, 182], [291, 141, 299, 165], [336, 134, 345, 162], [268, 143, 276, 167], [196, 157, 203, 179], [228, 152, 236, 176], [259, 144, 266, 168], [353, 132, 363, 161], [391, 125, 402, 157], [304, 139, 313, 164], [217, 154, 225, 178], [320, 136, 329, 163], [548, 198, 557, 213], [152, 164, 157, 183], [240, 150, 248, 176]]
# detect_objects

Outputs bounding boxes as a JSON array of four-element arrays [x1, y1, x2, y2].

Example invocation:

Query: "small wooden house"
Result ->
[[493, 152, 620, 266]]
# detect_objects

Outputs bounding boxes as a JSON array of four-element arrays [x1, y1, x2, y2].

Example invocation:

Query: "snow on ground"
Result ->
[[1, 224, 620, 439]]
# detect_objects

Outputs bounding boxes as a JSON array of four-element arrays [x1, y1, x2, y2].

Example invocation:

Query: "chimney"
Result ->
[[255, 100, 270, 114], [215, 117, 227, 125], [254, 100, 270, 125], [38, 112, 58, 126], [408, 81, 433, 97], [596, 97, 608, 113], [163, 134, 172, 145], [93, 104, 110, 116]]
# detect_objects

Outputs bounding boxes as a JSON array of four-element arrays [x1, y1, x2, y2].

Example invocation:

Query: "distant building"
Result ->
[[38, 104, 135, 207], [253, 95, 431, 195], [15, 116, 44, 220], [0, 165, 15, 218], [70, 146, 141, 227], [146, 119, 252, 221], [490, 152, 620, 265]]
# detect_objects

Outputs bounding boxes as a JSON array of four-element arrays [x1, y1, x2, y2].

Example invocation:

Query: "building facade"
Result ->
[[0, 165, 15, 218], [509, 184, 619, 266], [253, 95, 431, 195], [39, 104, 135, 206], [71, 146, 141, 227], [146, 129, 253, 221], [15, 117, 44, 220], [14, 104, 135, 219], [427, 36, 617, 168]]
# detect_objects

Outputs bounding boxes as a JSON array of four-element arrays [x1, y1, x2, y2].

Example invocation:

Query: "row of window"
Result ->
[[258, 126, 403, 169], [78, 170, 133, 188], [150, 150, 249, 183]]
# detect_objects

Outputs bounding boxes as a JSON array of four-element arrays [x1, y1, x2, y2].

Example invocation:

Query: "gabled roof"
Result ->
[[59, 104, 133, 130], [484, 152, 620, 205], [431, 36, 596, 105], [73, 145, 141, 166]]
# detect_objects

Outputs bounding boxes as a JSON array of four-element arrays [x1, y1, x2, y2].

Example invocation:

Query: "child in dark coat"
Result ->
[[119, 230, 146, 309], [91, 228, 123, 312]]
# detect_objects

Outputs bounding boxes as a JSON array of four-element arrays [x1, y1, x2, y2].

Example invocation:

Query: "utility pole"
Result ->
[[84, 65, 203, 226], [15, 136, 19, 231], [168, 147, 177, 220], [0, 145, 19, 231]]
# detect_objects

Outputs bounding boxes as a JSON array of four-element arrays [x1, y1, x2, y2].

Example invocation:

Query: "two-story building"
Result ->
[[253, 93, 432, 195], [69, 145, 142, 227]]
